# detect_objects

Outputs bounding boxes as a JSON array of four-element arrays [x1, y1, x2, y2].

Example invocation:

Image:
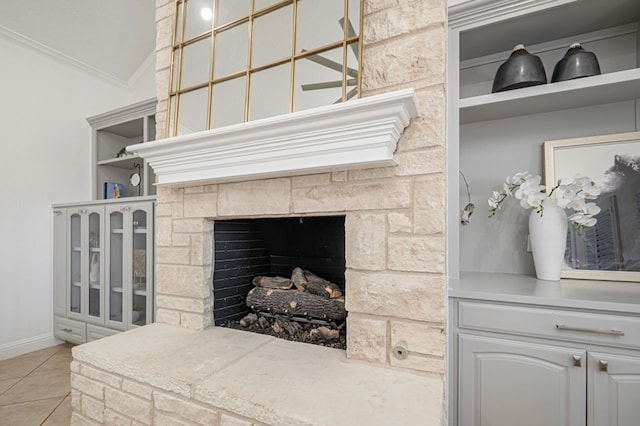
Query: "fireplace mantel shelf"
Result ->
[[127, 89, 419, 186]]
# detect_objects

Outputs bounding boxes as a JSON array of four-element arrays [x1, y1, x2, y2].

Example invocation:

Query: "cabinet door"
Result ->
[[589, 352, 640, 426], [458, 334, 586, 426], [67, 206, 104, 321], [130, 203, 153, 327], [105, 205, 126, 329]]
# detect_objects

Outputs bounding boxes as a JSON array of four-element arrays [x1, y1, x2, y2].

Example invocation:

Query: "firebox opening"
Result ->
[[213, 216, 346, 327]]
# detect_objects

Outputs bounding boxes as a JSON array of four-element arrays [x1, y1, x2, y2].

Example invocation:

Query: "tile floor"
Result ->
[[0, 344, 73, 425]]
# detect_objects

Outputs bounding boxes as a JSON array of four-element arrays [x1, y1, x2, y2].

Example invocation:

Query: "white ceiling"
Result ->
[[0, 0, 156, 83]]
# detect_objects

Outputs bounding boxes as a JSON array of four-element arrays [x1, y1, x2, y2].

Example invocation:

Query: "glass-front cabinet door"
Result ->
[[67, 206, 104, 322], [106, 207, 125, 329], [131, 207, 153, 326], [106, 202, 154, 329]]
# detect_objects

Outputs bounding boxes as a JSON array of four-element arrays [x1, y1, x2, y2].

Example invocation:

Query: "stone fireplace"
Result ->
[[69, 1, 447, 424]]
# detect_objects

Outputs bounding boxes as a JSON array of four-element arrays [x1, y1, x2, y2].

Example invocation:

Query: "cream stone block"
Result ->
[[184, 185, 204, 194], [105, 387, 152, 424], [362, 28, 445, 91], [172, 233, 191, 247], [122, 379, 154, 400], [157, 186, 184, 203], [291, 173, 331, 188], [346, 213, 386, 270], [397, 86, 445, 151], [346, 314, 388, 363], [185, 192, 217, 218], [363, 0, 446, 45], [154, 392, 220, 425], [104, 408, 136, 426], [293, 179, 412, 213], [388, 235, 445, 273], [82, 394, 106, 423], [71, 372, 104, 400], [156, 65, 170, 98], [346, 270, 445, 322], [156, 295, 207, 313], [220, 414, 253, 426], [364, 0, 400, 14], [173, 218, 205, 233], [172, 202, 185, 219], [156, 1, 174, 21], [347, 166, 395, 181], [414, 174, 446, 235], [181, 311, 211, 330], [80, 364, 123, 388], [156, 247, 191, 265], [70, 360, 80, 373], [155, 111, 167, 138], [154, 412, 195, 426], [71, 389, 82, 411], [156, 16, 174, 51], [155, 308, 181, 326], [390, 320, 445, 357], [331, 171, 347, 182], [71, 412, 101, 426], [394, 148, 445, 176], [156, 264, 209, 298], [191, 233, 213, 266], [414, 208, 446, 235], [388, 211, 412, 233], [155, 202, 172, 217], [155, 217, 173, 247], [218, 179, 291, 216]]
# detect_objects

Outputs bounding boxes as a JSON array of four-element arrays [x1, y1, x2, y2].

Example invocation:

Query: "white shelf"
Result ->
[[97, 154, 142, 169], [90, 283, 101, 290], [133, 228, 147, 234], [111, 286, 123, 293], [134, 289, 147, 296], [459, 68, 640, 124], [112, 229, 124, 234], [72, 282, 81, 288]]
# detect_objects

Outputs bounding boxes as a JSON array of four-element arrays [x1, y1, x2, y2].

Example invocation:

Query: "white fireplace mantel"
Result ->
[[127, 89, 419, 186]]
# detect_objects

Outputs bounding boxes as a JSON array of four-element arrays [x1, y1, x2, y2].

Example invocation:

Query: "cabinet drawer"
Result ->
[[54, 317, 86, 345], [86, 324, 120, 342], [458, 301, 640, 349]]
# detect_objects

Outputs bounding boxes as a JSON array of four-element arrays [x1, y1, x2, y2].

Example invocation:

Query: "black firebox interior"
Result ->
[[213, 216, 346, 325]]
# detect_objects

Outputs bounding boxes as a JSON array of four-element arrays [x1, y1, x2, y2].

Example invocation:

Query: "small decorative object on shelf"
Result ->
[[551, 43, 601, 83], [104, 182, 125, 199], [489, 172, 601, 281], [492, 44, 547, 93]]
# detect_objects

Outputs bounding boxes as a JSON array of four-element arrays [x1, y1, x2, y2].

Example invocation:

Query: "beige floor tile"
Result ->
[[0, 369, 70, 405], [42, 394, 72, 426], [0, 378, 20, 396], [0, 355, 47, 382], [0, 397, 64, 426], [31, 351, 73, 376]]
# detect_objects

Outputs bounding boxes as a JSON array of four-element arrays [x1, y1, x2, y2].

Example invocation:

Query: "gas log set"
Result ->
[[226, 267, 347, 349]]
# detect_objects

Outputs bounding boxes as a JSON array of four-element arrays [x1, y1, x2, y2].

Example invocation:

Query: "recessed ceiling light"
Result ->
[[200, 7, 213, 21]]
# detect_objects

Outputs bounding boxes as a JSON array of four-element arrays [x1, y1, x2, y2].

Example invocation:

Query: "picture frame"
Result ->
[[104, 182, 125, 199], [543, 131, 640, 282]]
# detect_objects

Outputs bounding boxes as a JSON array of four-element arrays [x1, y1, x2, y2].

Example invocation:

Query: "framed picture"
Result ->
[[104, 182, 125, 199], [544, 131, 640, 282]]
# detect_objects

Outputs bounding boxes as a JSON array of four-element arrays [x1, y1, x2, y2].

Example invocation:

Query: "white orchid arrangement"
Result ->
[[488, 172, 602, 232]]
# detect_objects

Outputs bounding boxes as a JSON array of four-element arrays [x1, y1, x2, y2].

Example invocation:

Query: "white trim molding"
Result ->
[[0, 333, 60, 361], [127, 89, 419, 186]]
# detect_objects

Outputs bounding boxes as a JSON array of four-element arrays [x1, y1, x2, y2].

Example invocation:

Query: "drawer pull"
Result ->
[[599, 360, 609, 372], [556, 324, 624, 336], [62, 328, 73, 333]]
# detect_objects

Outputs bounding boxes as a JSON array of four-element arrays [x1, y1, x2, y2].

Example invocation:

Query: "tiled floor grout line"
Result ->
[[39, 392, 70, 425]]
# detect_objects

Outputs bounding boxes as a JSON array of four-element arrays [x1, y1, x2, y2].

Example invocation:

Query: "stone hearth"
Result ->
[[69, 0, 447, 424]]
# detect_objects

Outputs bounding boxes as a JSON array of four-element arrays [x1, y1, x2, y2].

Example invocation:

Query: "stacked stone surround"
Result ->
[[70, 0, 448, 424]]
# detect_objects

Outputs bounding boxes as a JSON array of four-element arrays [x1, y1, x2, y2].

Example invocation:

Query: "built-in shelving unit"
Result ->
[[87, 98, 157, 200]]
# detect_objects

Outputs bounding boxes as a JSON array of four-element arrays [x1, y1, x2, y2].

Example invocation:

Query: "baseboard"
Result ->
[[0, 333, 63, 361]]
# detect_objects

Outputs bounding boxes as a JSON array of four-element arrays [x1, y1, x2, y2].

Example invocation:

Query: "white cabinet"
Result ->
[[53, 199, 154, 344], [87, 98, 156, 200], [458, 334, 586, 426], [589, 352, 640, 426], [449, 274, 640, 426]]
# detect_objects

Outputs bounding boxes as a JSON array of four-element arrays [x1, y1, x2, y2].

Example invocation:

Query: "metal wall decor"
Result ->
[[492, 44, 547, 93], [551, 42, 601, 83], [167, 0, 364, 137]]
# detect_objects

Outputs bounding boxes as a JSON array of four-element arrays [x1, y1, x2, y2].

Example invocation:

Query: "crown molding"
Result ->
[[127, 89, 419, 186], [0, 24, 129, 88]]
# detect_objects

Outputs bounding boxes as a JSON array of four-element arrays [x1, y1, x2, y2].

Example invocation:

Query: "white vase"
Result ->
[[528, 200, 568, 281]]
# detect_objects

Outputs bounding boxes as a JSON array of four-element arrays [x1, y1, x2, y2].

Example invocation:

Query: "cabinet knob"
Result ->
[[599, 360, 609, 372], [572, 355, 582, 367]]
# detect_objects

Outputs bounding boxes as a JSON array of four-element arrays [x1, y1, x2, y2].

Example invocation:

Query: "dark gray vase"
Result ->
[[492, 44, 547, 93], [551, 43, 601, 83]]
